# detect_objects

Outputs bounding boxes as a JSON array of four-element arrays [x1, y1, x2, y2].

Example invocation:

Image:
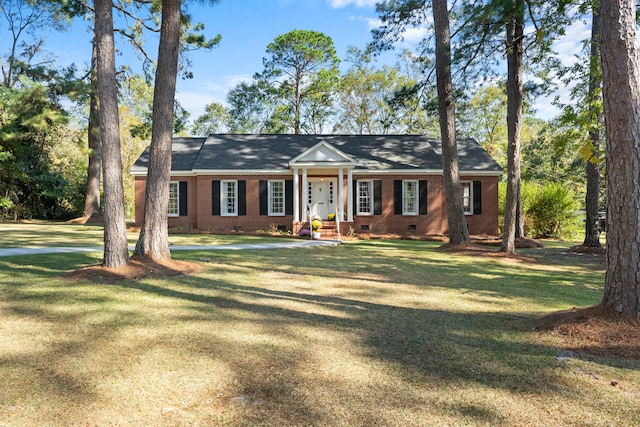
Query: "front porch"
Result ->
[[289, 141, 357, 230]]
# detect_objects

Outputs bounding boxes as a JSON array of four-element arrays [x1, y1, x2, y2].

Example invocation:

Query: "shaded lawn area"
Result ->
[[1, 236, 638, 426], [0, 221, 288, 249]]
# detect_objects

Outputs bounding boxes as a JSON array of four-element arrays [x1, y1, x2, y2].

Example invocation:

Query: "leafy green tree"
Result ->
[[190, 101, 228, 135], [373, 0, 469, 245], [449, 0, 571, 251], [227, 79, 287, 133], [0, 80, 72, 219], [259, 29, 340, 134], [334, 47, 435, 134], [0, 0, 84, 220], [457, 83, 509, 167], [118, 74, 155, 217], [554, 1, 603, 249], [0, 0, 69, 88], [334, 48, 394, 134]]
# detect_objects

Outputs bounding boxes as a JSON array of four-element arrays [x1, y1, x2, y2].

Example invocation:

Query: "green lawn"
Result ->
[[0, 221, 288, 248], [0, 223, 637, 426]]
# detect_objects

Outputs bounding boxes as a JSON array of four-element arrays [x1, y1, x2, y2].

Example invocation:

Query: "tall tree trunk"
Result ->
[[600, 0, 640, 317], [432, 0, 470, 246], [515, 187, 524, 238], [582, 6, 603, 248], [84, 38, 101, 219], [500, 0, 524, 254], [94, 0, 129, 267], [134, 0, 181, 261]]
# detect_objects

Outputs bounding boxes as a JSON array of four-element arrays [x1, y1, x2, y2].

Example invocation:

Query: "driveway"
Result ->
[[0, 240, 340, 257]]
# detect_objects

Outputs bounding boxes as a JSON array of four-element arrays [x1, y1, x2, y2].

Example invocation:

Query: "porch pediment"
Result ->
[[289, 142, 356, 168]]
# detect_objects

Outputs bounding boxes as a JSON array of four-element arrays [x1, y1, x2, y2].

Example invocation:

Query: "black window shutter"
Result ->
[[179, 181, 188, 216], [419, 180, 428, 215], [259, 180, 268, 215], [394, 180, 403, 215], [352, 180, 357, 215], [374, 180, 382, 215], [473, 180, 482, 215], [238, 180, 247, 216], [211, 180, 220, 215], [285, 180, 293, 215]]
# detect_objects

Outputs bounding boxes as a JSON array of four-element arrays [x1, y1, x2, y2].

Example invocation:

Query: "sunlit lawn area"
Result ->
[[0, 223, 638, 425]]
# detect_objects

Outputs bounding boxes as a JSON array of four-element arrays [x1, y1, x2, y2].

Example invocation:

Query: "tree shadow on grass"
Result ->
[[0, 245, 630, 425], [120, 278, 552, 425], [129, 277, 556, 388]]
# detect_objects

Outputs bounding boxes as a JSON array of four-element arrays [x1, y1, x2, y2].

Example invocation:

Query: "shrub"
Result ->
[[498, 181, 579, 239], [525, 182, 579, 239]]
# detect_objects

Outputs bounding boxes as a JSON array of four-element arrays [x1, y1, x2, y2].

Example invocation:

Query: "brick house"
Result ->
[[131, 134, 502, 238]]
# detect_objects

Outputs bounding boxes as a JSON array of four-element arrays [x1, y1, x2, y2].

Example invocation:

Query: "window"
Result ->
[[221, 180, 237, 216], [328, 181, 334, 204], [269, 180, 285, 215], [403, 180, 418, 215], [168, 182, 179, 216], [461, 181, 472, 214], [358, 180, 373, 215]]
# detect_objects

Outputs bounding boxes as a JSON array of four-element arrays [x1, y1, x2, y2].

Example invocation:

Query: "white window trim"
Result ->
[[168, 181, 179, 217], [357, 180, 374, 216], [268, 180, 285, 216], [403, 180, 419, 216], [461, 181, 473, 215], [221, 180, 238, 217]]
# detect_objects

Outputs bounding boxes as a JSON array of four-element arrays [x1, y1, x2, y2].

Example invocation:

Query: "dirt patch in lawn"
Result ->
[[535, 304, 640, 360], [65, 257, 201, 283]]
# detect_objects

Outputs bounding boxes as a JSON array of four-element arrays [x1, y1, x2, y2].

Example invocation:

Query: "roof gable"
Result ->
[[289, 141, 356, 168]]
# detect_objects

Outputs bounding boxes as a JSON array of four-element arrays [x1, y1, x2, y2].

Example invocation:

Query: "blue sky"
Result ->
[[46, 0, 403, 122], [40, 0, 588, 124], [174, 0, 402, 120]]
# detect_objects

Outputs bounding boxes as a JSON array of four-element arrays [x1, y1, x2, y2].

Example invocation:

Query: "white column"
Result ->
[[302, 168, 308, 222], [347, 168, 354, 222], [338, 168, 344, 219], [293, 168, 299, 222]]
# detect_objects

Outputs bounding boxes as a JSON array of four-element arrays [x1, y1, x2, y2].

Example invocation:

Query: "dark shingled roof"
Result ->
[[131, 134, 502, 174]]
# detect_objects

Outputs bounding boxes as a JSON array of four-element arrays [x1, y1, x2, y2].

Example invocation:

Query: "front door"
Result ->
[[308, 179, 336, 219]]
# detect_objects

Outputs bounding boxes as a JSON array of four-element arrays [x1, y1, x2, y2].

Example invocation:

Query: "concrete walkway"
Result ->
[[0, 239, 340, 257]]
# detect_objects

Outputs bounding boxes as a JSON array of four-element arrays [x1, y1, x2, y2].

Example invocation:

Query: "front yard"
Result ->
[[0, 224, 637, 426]]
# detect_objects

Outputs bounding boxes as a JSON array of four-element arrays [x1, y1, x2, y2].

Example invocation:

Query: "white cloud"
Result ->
[[554, 20, 590, 67], [328, 0, 378, 8], [531, 19, 591, 120], [402, 27, 427, 44], [357, 15, 427, 46]]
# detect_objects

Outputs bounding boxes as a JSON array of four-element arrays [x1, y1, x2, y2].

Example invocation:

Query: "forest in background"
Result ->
[[0, 0, 601, 240]]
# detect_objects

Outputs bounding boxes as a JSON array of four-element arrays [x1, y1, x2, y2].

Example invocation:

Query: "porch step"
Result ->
[[318, 221, 340, 241]]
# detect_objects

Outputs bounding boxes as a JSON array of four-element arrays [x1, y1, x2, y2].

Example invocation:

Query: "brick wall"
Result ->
[[134, 173, 500, 236]]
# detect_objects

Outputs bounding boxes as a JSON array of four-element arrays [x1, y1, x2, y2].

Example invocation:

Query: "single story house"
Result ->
[[131, 134, 503, 238]]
